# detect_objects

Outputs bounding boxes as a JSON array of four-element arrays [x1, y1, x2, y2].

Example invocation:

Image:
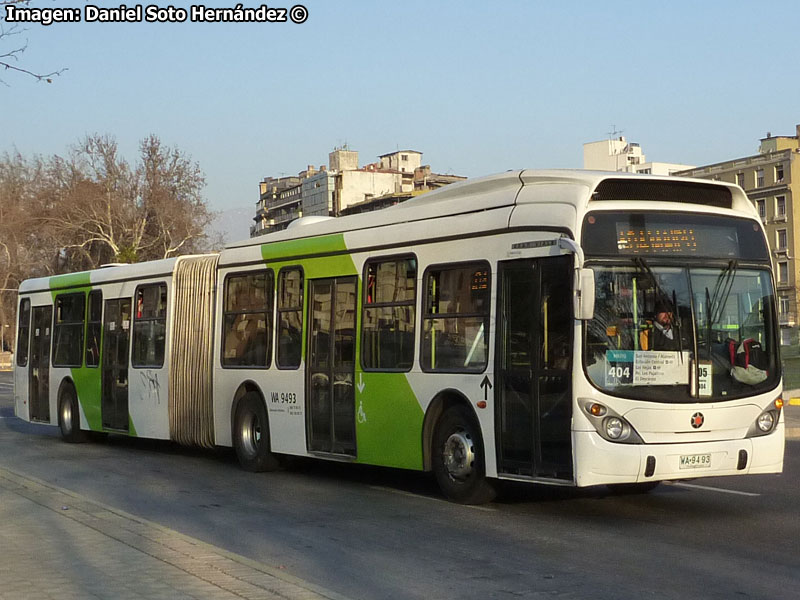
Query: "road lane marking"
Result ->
[[789, 398, 800, 406], [666, 482, 760, 497]]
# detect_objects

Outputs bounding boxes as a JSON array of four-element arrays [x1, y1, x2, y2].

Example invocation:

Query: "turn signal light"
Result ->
[[774, 397, 784, 410], [587, 403, 607, 417]]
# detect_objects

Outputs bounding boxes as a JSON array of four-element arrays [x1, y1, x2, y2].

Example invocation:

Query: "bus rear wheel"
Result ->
[[233, 392, 280, 472], [433, 405, 496, 504], [58, 385, 86, 443]]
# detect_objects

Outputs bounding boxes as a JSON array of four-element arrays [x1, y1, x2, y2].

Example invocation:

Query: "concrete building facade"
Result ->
[[676, 125, 800, 345], [584, 136, 694, 175], [252, 148, 462, 235]]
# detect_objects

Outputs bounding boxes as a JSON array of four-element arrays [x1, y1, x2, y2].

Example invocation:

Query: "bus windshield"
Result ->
[[584, 262, 779, 402]]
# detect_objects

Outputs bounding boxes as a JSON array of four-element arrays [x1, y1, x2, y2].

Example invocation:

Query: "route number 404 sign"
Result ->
[[605, 350, 691, 387]]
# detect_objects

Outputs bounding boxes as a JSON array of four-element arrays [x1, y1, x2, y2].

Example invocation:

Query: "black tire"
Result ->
[[432, 405, 497, 504], [233, 392, 280, 472], [606, 481, 661, 495], [58, 385, 87, 443]]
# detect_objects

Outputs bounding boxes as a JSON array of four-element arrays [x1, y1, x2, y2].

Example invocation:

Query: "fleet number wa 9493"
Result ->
[[270, 392, 297, 404]]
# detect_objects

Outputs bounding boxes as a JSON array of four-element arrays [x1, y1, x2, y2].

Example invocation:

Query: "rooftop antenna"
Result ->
[[607, 125, 624, 140]]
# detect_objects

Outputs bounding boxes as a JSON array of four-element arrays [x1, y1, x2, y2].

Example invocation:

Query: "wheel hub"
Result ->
[[442, 430, 475, 481], [61, 400, 73, 433], [240, 414, 262, 457]]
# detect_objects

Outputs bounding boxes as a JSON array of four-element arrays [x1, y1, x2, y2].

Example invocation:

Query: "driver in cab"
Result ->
[[640, 301, 680, 351]]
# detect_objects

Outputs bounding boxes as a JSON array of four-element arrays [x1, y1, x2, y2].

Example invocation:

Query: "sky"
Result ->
[[3, 0, 800, 231]]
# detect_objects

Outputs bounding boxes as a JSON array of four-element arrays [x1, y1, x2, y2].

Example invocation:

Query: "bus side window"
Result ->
[[421, 262, 490, 372], [132, 283, 168, 368], [276, 267, 303, 369], [53, 293, 86, 367], [362, 256, 416, 371], [222, 270, 273, 368], [16, 298, 31, 367], [86, 290, 102, 367]]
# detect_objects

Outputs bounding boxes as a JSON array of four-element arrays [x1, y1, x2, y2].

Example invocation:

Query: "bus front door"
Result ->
[[29, 306, 52, 422], [307, 277, 357, 456], [102, 298, 131, 432], [495, 256, 573, 481]]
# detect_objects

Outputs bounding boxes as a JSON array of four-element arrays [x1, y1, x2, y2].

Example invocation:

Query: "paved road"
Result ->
[[1, 371, 799, 599]]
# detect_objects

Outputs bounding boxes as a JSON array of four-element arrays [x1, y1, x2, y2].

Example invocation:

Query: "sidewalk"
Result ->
[[0, 467, 350, 600]]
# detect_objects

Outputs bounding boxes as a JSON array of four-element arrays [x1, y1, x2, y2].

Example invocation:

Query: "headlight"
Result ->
[[757, 411, 776, 432], [605, 417, 625, 440], [747, 408, 780, 437], [578, 398, 643, 444]]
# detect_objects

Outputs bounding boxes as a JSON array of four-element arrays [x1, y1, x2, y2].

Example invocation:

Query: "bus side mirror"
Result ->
[[575, 268, 595, 320]]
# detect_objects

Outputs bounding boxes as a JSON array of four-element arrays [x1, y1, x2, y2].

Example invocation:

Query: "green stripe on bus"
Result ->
[[261, 233, 347, 262], [49, 275, 103, 433], [49, 271, 92, 290], [354, 372, 423, 469]]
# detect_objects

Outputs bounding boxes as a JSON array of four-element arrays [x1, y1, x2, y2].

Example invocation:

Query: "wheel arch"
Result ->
[[229, 380, 268, 437], [56, 376, 77, 405], [422, 388, 480, 472]]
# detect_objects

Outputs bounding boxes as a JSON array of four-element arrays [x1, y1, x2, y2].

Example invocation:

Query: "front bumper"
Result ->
[[573, 423, 785, 487]]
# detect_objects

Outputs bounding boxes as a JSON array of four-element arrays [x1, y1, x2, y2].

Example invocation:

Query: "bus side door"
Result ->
[[495, 256, 573, 480], [29, 305, 52, 423], [102, 298, 131, 431], [306, 276, 357, 456]]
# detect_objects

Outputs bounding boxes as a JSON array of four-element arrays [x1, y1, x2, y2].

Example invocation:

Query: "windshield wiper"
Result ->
[[632, 257, 677, 314], [708, 260, 738, 327]]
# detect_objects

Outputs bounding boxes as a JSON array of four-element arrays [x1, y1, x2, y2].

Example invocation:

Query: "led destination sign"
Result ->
[[616, 225, 700, 254], [582, 212, 769, 261]]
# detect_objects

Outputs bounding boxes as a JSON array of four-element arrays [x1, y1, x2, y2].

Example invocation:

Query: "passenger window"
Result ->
[[276, 268, 303, 369], [16, 298, 31, 367], [223, 271, 273, 368], [132, 284, 167, 367], [422, 263, 490, 372], [362, 256, 416, 371], [53, 293, 86, 367], [86, 290, 103, 367]]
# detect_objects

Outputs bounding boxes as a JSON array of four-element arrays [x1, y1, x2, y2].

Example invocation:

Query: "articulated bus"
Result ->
[[14, 170, 785, 503]]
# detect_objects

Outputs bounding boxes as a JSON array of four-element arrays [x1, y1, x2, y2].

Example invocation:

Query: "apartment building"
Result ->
[[584, 136, 694, 175], [252, 148, 462, 235], [676, 125, 800, 345]]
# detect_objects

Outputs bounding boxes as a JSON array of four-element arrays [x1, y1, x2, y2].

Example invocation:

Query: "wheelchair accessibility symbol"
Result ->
[[357, 400, 367, 424]]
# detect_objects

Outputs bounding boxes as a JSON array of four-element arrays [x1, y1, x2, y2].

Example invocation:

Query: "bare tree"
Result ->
[[0, 150, 49, 350], [138, 134, 211, 261], [39, 133, 213, 269], [0, 133, 215, 347], [1, 0, 67, 84], [48, 135, 144, 268]]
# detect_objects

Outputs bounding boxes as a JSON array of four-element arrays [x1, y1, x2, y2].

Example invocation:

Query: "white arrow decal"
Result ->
[[357, 372, 365, 393]]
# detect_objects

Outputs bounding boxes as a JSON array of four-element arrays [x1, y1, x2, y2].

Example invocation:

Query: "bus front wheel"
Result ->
[[58, 385, 86, 443], [433, 405, 496, 504], [233, 393, 280, 472]]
